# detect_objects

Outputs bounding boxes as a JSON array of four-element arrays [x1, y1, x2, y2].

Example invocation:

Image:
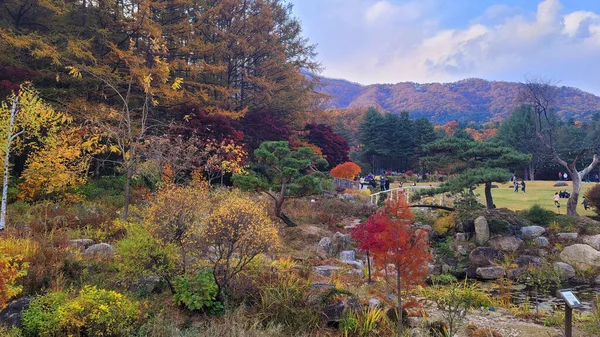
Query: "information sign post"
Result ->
[[557, 289, 582, 337]]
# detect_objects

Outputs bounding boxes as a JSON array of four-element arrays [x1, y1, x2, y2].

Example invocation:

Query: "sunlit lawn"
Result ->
[[474, 180, 598, 216]]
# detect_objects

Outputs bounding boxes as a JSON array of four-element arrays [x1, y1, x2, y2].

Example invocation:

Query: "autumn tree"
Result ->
[[353, 197, 430, 336], [420, 138, 531, 209], [304, 123, 349, 167], [199, 190, 279, 300], [330, 162, 361, 180], [520, 78, 600, 216], [233, 141, 328, 227]]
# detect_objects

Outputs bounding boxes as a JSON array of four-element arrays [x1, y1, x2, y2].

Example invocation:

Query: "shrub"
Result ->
[[586, 184, 600, 215], [431, 273, 458, 285], [488, 219, 510, 235], [523, 205, 556, 226], [330, 162, 361, 180], [22, 286, 142, 337], [0, 237, 33, 308], [173, 269, 223, 314], [433, 212, 457, 236]]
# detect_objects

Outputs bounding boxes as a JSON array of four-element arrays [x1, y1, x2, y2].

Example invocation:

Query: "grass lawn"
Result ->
[[474, 180, 598, 216]]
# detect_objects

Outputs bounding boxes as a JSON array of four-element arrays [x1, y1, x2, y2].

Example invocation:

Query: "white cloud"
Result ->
[[295, 0, 600, 92]]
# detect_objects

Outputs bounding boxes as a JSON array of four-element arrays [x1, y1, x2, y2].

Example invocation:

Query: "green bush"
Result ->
[[431, 273, 458, 285], [22, 286, 142, 337], [173, 269, 223, 314], [488, 219, 510, 235], [585, 184, 600, 215], [523, 205, 556, 226]]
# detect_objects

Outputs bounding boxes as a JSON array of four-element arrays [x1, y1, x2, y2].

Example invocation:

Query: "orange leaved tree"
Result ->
[[354, 195, 431, 336], [330, 161, 361, 180]]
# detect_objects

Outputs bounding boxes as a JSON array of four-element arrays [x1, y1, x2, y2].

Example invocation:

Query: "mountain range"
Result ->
[[316, 77, 600, 124]]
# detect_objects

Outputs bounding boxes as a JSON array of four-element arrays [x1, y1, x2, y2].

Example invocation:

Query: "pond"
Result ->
[[509, 282, 600, 312]]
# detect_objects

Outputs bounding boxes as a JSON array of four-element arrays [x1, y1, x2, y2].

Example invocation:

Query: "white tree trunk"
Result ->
[[566, 154, 599, 216], [0, 97, 19, 231]]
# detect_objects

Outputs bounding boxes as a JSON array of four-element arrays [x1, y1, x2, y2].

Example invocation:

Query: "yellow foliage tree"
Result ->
[[0, 237, 34, 309]]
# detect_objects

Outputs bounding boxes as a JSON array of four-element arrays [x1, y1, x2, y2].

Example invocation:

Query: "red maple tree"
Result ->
[[330, 161, 361, 180]]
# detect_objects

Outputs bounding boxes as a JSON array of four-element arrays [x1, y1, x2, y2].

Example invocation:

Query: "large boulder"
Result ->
[[339, 250, 355, 261], [521, 226, 546, 239], [553, 262, 576, 280], [560, 244, 600, 271], [468, 247, 503, 268], [581, 235, 600, 250], [313, 265, 342, 277], [534, 237, 550, 248], [489, 236, 523, 252], [476, 266, 505, 280], [0, 297, 31, 328], [317, 237, 333, 256], [332, 232, 352, 255], [83, 243, 114, 257], [322, 298, 361, 324], [474, 216, 490, 245]]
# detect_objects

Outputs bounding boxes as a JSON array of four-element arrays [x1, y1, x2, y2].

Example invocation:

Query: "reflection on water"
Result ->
[[510, 283, 600, 312]]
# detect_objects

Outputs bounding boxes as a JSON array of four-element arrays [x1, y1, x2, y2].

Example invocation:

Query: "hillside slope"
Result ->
[[316, 77, 600, 123]]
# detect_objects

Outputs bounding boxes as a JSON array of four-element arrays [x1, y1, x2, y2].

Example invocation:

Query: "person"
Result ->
[[514, 179, 519, 192], [359, 177, 366, 190], [582, 197, 589, 210], [563, 172, 568, 181], [379, 176, 385, 191], [384, 177, 390, 191], [554, 192, 560, 206], [559, 172, 563, 181], [521, 180, 526, 193]]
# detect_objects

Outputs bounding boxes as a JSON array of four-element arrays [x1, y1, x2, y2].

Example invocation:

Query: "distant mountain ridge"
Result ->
[[316, 77, 600, 123]]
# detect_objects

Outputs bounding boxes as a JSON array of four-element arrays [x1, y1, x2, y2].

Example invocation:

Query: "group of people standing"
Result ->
[[359, 175, 390, 191], [512, 175, 526, 193]]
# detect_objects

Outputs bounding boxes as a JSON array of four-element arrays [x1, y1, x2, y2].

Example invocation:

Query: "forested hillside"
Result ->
[[318, 77, 600, 123]]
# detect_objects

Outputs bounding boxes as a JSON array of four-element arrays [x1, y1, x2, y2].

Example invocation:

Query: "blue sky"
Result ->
[[290, 0, 600, 93]]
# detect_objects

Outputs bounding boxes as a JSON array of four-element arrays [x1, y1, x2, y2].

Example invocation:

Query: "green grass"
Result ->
[[474, 181, 597, 216]]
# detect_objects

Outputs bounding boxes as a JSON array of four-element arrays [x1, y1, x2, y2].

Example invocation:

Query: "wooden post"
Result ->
[[565, 306, 572, 337]]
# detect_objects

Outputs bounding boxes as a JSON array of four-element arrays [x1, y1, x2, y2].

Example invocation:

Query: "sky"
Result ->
[[290, 0, 600, 94]]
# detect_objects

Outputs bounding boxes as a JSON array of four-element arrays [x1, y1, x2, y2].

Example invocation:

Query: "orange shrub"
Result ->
[[330, 162, 361, 179]]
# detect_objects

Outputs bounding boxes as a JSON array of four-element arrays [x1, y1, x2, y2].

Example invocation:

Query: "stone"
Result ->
[[474, 216, 490, 245], [318, 237, 333, 256], [339, 250, 355, 261], [455, 232, 470, 242], [516, 255, 543, 268], [594, 275, 600, 285], [406, 316, 424, 328], [410, 328, 427, 337], [553, 262, 576, 280], [554, 182, 568, 187], [468, 247, 503, 268], [476, 266, 505, 280], [581, 235, 600, 250], [428, 264, 441, 276], [68, 238, 94, 249], [322, 298, 361, 323], [557, 233, 579, 241], [368, 298, 381, 309], [455, 245, 469, 256], [0, 297, 31, 328], [534, 237, 550, 248], [521, 226, 546, 239], [332, 232, 352, 255], [489, 236, 523, 252], [83, 243, 114, 256], [560, 244, 600, 271], [342, 260, 363, 270], [506, 268, 524, 280], [313, 265, 342, 277]]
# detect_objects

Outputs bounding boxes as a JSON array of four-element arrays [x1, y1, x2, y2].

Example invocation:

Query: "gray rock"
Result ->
[[322, 299, 361, 323], [554, 182, 568, 187], [516, 255, 543, 268], [476, 266, 505, 280], [468, 247, 503, 268], [0, 297, 31, 328], [313, 265, 342, 277], [428, 264, 442, 276], [68, 238, 94, 249], [594, 275, 600, 285], [521, 226, 546, 239], [557, 233, 579, 241], [83, 243, 114, 256], [455, 232, 470, 242], [474, 216, 490, 245], [489, 236, 523, 252], [534, 237, 550, 248], [507, 268, 524, 280], [560, 244, 600, 271], [332, 232, 352, 255], [455, 245, 469, 256], [406, 316, 424, 328], [581, 235, 600, 250], [342, 260, 363, 270], [318, 237, 333, 254], [339, 250, 355, 261], [554, 262, 576, 279], [368, 298, 381, 309], [410, 328, 427, 337]]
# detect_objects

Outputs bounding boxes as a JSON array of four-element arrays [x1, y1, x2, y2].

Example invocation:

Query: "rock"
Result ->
[[554, 182, 568, 187], [455, 245, 469, 256], [516, 255, 543, 268], [489, 236, 523, 252], [332, 232, 352, 255], [455, 232, 470, 242], [428, 264, 441, 276], [441, 264, 451, 274], [534, 237, 550, 248], [560, 244, 600, 271], [468, 247, 503, 268], [507, 268, 524, 280], [0, 297, 31, 328], [594, 275, 600, 285], [313, 265, 342, 277], [83, 243, 114, 256], [342, 260, 363, 270], [474, 216, 490, 245], [410, 328, 427, 337], [557, 233, 579, 241], [406, 316, 424, 328], [476, 266, 505, 280], [322, 298, 361, 323], [339, 250, 355, 261], [581, 235, 600, 250], [68, 238, 94, 249], [368, 298, 381, 309], [554, 262, 576, 280], [318, 237, 333, 256], [521, 226, 546, 239]]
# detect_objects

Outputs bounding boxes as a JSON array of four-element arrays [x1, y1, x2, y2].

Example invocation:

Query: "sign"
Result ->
[[557, 289, 582, 309]]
